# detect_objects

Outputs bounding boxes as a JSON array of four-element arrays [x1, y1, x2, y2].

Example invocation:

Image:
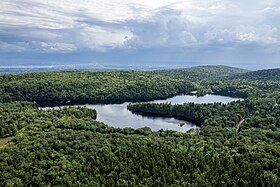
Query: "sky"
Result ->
[[0, 0, 280, 69]]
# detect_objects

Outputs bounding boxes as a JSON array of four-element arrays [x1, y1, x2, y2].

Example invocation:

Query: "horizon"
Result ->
[[1, 0, 280, 69], [0, 64, 278, 73]]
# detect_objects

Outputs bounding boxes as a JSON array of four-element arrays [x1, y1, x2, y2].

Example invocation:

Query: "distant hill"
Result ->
[[230, 68, 280, 81], [156, 65, 249, 80]]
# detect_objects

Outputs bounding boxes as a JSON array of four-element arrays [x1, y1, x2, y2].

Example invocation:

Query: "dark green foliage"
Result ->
[[0, 71, 194, 105], [128, 77, 279, 131], [0, 67, 279, 186], [229, 68, 280, 81], [0, 102, 38, 138], [0, 104, 279, 186], [0, 102, 96, 138], [156, 65, 249, 80], [128, 100, 248, 127]]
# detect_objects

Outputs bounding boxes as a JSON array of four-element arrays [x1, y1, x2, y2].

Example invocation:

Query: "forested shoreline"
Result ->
[[0, 66, 279, 186], [0, 71, 195, 106]]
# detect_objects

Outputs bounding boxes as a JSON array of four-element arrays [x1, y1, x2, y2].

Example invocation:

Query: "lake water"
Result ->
[[42, 94, 241, 132]]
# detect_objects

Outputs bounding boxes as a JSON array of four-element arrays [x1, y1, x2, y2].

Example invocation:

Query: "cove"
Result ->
[[41, 94, 242, 132]]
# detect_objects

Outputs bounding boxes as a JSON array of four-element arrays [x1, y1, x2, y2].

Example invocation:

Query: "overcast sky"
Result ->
[[0, 0, 280, 69]]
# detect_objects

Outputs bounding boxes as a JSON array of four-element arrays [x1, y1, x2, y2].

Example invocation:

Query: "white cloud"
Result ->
[[38, 42, 77, 52], [238, 33, 256, 42], [75, 26, 133, 51], [0, 0, 280, 53]]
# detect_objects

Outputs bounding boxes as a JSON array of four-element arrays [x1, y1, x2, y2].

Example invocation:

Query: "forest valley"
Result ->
[[0, 66, 279, 186]]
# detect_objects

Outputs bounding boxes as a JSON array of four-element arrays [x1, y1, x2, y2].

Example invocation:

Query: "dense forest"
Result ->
[[229, 68, 280, 81], [155, 65, 249, 80], [0, 71, 194, 105], [0, 66, 279, 186]]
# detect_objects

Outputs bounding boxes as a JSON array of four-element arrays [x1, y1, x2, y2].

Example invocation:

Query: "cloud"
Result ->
[[0, 41, 26, 52], [125, 8, 198, 48], [0, 0, 280, 68], [0, 0, 136, 52]]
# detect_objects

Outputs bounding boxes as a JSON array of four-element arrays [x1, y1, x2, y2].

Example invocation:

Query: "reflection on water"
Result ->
[[153, 94, 242, 105], [84, 94, 242, 132], [42, 94, 242, 132], [85, 103, 195, 132]]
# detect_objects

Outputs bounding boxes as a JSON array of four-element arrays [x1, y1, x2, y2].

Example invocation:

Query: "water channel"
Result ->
[[42, 94, 242, 132]]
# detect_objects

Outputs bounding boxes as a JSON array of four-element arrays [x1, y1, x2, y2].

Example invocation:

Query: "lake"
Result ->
[[42, 94, 242, 132]]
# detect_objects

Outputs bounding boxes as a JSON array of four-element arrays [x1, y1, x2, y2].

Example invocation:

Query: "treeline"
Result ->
[[0, 71, 194, 105], [128, 101, 248, 127], [0, 102, 279, 186], [206, 79, 280, 99], [155, 65, 248, 80], [128, 97, 279, 130], [229, 68, 280, 81]]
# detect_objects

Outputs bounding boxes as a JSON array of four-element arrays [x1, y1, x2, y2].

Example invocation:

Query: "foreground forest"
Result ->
[[0, 66, 279, 186]]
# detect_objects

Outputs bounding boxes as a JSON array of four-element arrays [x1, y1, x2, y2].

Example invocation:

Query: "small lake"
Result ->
[[42, 94, 242, 132]]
